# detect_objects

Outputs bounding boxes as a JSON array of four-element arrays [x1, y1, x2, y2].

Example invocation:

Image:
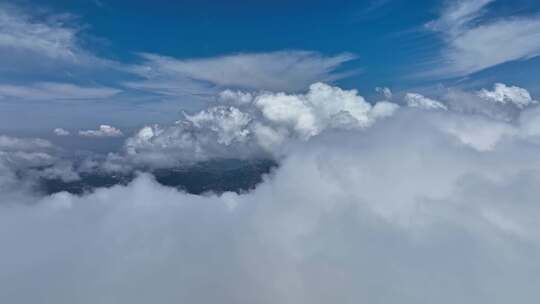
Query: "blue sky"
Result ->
[[3, 3, 540, 299], [1, 0, 540, 132]]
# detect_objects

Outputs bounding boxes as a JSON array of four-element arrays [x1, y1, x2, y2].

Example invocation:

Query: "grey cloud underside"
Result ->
[[0, 83, 121, 101], [1, 82, 540, 303]]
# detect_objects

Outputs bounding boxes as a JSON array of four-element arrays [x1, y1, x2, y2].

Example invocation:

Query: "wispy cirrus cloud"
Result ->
[[0, 5, 80, 60], [0, 4, 112, 71], [0, 82, 121, 101], [125, 51, 358, 95], [426, 0, 540, 77], [0, 4, 358, 106], [478, 82, 538, 108], [0, 3, 126, 109]]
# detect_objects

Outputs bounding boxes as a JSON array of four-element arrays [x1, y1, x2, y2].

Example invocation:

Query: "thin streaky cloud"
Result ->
[[425, 0, 540, 77]]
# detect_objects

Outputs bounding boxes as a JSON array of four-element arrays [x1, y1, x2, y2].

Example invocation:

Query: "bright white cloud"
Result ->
[[122, 83, 397, 167], [0, 82, 121, 101], [427, 0, 540, 76], [185, 106, 252, 145], [120, 82, 539, 169], [428, 0, 494, 33], [255, 82, 377, 136], [478, 83, 538, 108], [79, 125, 123, 137], [115, 82, 538, 169]]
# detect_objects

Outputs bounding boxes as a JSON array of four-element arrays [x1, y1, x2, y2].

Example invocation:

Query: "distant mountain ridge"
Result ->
[[37, 159, 277, 195]]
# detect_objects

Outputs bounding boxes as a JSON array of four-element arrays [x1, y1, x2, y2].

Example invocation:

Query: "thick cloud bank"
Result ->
[[2, 83, 540, 303]]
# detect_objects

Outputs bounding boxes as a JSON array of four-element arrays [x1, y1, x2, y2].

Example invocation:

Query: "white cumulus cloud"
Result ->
[[478, 83, 538, 108], [79, 125, 123, 138], [122, 83, 397, 168]]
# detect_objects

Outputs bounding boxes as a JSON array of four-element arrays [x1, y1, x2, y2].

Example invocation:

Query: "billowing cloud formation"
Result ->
[[115, 82, 537, 170], [478, 83, 538, 108], [79, 125, 123, 138], [1, 81, 540, 303], [122, 83, 397, 167], [428, 0, 540, 76], [125, 51, 357, 95]]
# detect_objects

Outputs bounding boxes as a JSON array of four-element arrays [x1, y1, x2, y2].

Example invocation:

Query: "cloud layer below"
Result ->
[[1, 82, 540, 303], [125, 51, 357, 96]]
